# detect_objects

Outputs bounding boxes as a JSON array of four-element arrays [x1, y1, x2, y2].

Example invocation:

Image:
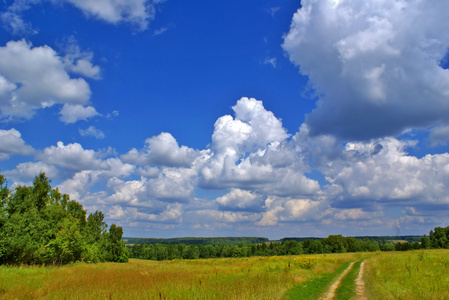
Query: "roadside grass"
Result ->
[[364, 249, 449, 300], [334, 260, 363, 300], [0, 254, 356, 300], [282, 252, 371, 300], [282, 261, 351, 300]]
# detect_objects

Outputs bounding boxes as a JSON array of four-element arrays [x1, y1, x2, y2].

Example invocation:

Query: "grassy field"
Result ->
[[364, 249, 449, 299], [0, 253, 359, 299], [1, 250, 448, 299]]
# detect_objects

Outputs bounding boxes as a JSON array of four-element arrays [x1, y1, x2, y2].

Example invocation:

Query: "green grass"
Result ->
[[364, 249, 449, 300], [334, 260, 363, 300], [282, 261, 352, 300]]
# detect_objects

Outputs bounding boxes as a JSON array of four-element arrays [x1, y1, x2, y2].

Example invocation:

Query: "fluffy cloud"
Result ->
[[4, 161, 59, 185], [121, 132, 199, 168], [4, 94, 449, 236], [0, 40, 96, 121], [199, 97, 319, 197], [38, 141, 107, 171], [1, 0, 164, 33], [211, 97, 289, 156], [0, 128, 34, 159], [215, 189, 265, 212], [321, 138, 449, 209], [59, 104, 100, 124], [283, 0, 449, 140]]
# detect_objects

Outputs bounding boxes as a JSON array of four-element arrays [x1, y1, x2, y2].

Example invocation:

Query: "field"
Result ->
[[1, 250, 448, 299]]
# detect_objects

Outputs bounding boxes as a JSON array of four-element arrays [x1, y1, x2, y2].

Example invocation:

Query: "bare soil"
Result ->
[[319, 261, 356, 300], [355, 260, 368, 300]]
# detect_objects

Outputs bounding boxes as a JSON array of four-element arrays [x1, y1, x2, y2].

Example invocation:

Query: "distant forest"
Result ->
[[127, 228, 447, 261], [124, 237, 269, 246]]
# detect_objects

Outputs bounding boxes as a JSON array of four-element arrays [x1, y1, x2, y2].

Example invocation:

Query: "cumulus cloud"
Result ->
[[216, 189, 265, 212], [5, 94, 449, 236], [121, 132, 199, 168], [199, 97, 319, 197], [283, 0, 449, 140], [108, 204, 182, 224], [0, 40, 96, 121], [4, 161, 59, 185], [57, 158, 135, 201], [38, 141, 108, 171], [59, 104, 100, 123], [0, 128, 34, 159], [320, 137, 449, 209]]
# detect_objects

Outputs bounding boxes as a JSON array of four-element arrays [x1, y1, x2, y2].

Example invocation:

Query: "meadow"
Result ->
[[1, 250, 448, 299]]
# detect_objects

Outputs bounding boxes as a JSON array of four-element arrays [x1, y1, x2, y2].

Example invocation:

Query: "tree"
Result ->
[[0, 172, 128, 265]]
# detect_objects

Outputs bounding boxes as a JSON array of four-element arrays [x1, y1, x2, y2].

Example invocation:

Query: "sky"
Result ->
[[1, 0, 449, 239]]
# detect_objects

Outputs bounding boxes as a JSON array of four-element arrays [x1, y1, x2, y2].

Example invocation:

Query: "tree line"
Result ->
[[128, 227, 449, 261], [0, 172, 128, 265], [125, 236, 269, 246], [128, 235, 382, 260]]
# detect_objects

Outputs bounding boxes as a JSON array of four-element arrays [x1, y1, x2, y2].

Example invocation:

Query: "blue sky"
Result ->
[[1, 0, 449, 239]]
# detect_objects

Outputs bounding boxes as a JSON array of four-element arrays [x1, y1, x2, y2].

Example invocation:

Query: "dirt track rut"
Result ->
[[319, 260, 368, 300], [319, 261, 356, 300], [355, 260, 367, 300]]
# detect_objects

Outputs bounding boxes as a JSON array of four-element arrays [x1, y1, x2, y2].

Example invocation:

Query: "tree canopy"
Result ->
[[0, 172, 128, 265]]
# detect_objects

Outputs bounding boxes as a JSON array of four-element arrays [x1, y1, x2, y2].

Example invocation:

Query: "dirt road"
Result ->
[[319, 261, 356, 300], [355, 260, 367, 300], [319, 260, 368, 300]]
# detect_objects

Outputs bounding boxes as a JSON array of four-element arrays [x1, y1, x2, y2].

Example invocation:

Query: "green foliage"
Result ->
[[0, 172, 128, 265]]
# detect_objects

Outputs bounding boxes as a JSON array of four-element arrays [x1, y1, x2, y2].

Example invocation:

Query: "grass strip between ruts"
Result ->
[[334, 260, 363, 300], [282, 261, 352, 300]]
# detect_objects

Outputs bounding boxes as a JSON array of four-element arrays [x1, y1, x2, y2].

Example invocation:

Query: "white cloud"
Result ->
[[79, 125, 105, 139], [0, 40, 94, 121], [62, 39, 101, 79], [108, 204, 182, 224], [63, 0, 162, 30], [216, 189, 265, 212], [0, 128, 34, 159], [146, 167, 197, 201], [283, 0, 449, 140], [199, 98, 320, 198], [57, 158, 135, 201], [4, 161, 59, 185], [0, 3, 38, 35], [59, 104, 99, 123], [121, 132, 199, 167], [4, 95, 449, 236], [39, 141, 107, 171], [320, 137, 449, 208], [1, 0, 164, 33]]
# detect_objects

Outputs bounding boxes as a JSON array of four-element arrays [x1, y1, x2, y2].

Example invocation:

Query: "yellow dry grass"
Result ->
[[0, 254, 358, 300]]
